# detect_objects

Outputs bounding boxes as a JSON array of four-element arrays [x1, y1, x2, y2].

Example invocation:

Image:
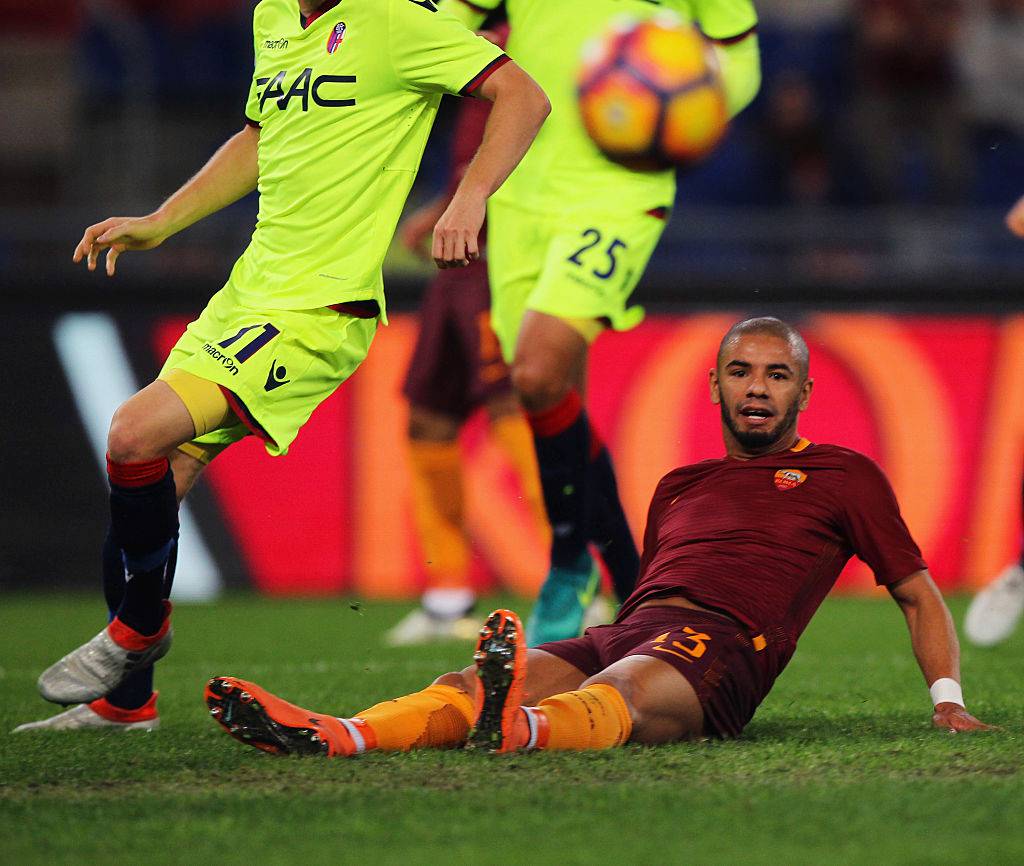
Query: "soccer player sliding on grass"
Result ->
[[17, 0, 549, 733], [206, 319, 993, 755]]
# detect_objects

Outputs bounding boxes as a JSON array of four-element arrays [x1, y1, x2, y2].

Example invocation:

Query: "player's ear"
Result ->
[[798, 377, 813, 411], [709, 367, 721, 404]]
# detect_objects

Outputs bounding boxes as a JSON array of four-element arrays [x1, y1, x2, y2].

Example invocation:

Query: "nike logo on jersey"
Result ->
[[257, 68, 356, 112], [407, 0, 438, 10], [265, 360, 291, 392]]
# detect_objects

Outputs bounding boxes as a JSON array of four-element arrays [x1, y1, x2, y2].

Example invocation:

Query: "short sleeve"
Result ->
[[244, 14, 262, 125], [389, 0, 507, 95], [438, 0, 503, 29], [838, 454, 927, 586], [689, 0, 758, 42]]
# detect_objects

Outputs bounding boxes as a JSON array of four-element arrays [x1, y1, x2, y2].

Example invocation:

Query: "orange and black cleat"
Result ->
[[466, 609, 527, 753], [204, 676, 360, 757]]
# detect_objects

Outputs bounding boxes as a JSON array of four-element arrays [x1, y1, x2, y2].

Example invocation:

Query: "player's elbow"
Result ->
[[717, 36, 762, 119]]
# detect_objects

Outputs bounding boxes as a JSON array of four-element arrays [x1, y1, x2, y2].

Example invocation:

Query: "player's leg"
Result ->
[[205, 612, 587, 757], [391, 267, 480, 645], [34, 374, 231, 708], [965, 474, 1024, 646], [512, 312, 603, 644]]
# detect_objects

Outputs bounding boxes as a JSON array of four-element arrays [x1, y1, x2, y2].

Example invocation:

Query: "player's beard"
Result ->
[[722, 397, 801, 452]]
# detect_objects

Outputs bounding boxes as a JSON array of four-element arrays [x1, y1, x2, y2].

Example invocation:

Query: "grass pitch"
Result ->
[[1, 593, 1021, 865]]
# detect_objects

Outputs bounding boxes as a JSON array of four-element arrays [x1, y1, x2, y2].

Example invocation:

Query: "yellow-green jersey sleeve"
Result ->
[[690, 0, 761, 117], [244, 16, 261, 124], [389, 0, 507, 95], [689, 0, 757, 41], [438, 0, 500, 29]]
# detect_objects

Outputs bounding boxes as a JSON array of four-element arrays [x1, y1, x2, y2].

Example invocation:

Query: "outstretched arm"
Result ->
[[888, 570, 995, 732], [74, 124, 260, 276], [432, 61, 549, 268]]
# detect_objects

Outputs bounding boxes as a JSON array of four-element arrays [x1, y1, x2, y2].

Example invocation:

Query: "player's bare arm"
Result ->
[[1006, 194, 1024, 238], [73, 124, 260, 277], [432, 62, 549, 269], [888, 570, 995, 733]]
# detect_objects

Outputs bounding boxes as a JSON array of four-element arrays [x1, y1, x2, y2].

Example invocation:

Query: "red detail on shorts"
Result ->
[[90, 691, 159, 723], [461, 54, 511, 96], [329, 300, 380, 319], [528, 390, 583, 438], [645, 206, 669, 220], [589, 428, 605, 461], [107, 601, 172, 648], [220, 387, 272, 443], [106, 455, 170, 489]]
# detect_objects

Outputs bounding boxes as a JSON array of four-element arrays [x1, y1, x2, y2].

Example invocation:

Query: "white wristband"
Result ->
[[929, 677, 964, 708]]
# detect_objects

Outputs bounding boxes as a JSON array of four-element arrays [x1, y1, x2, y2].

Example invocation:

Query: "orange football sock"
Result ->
[[490, 412, 549, 534], [408, 439, 471, 589], [517, 684, 632, 750], [351, 684, 476, 751]]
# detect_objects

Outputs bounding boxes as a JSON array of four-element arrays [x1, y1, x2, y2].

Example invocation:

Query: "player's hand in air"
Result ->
[[432, 192, 485, 269], [932, 702, 997, 733], [1006, 195, 1024, 239], [73, 215, 169, 277]]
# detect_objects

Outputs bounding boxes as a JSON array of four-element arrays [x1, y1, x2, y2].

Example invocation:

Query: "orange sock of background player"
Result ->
[[408, 440, 470, 589], [490, 413, 550, 534], [513, 684, 633, 750], [351, 684, 476, 751]]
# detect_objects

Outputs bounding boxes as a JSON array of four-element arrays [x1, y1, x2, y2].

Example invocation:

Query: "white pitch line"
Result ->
[[53, 313, 222, 601]]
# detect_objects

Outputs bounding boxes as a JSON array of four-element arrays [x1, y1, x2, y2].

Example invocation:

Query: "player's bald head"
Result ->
[[717, 317, 810, 381]]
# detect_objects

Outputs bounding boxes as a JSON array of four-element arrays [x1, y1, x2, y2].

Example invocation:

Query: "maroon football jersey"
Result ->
[[618, 439, 927, 643]]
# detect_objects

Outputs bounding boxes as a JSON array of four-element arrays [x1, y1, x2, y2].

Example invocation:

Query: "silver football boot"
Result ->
[[13, 703, 159, 733], [37, 625, 173, 705]]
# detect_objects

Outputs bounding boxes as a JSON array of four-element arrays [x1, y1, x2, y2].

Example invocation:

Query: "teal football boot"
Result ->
[[526, 551, 601, 646]]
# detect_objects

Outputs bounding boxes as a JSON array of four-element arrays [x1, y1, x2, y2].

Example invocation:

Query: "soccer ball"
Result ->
[[577, 16, 728, 171]]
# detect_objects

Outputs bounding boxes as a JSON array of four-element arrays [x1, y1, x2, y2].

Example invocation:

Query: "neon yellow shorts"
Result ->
[[159, 281, 377, 457], [486, 199, 668, 361]]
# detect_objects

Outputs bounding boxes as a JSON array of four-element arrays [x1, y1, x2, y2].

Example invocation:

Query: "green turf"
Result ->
[[1, 594, 1020, 865]]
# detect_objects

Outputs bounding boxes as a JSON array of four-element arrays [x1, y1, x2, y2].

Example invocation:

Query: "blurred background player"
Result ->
[[17, 0, 549, 731], [389, 29, 549, 645], [441, 0, 762, 645], [963, 190, 1024, 647]]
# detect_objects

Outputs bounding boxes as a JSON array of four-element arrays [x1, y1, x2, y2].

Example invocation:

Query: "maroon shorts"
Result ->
[[536, 606, 792, 739], [402, 259, 512, 420]]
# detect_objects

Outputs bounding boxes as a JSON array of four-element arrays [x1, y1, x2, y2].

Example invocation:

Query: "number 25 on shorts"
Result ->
[[566, 228, 628, 280]]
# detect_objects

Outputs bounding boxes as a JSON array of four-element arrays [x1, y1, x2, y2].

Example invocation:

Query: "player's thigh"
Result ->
[[584, 654, 704, 744], [527, 211, 667, 334], [169, 447, 207, 502], [486, 201, 548, 364], [107, 379, 200, 462]]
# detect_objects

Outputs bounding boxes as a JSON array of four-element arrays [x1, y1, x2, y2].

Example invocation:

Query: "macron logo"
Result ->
[[202, 343, 240, 376]]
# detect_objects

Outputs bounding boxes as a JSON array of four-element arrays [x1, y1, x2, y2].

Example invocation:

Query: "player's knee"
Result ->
[[510, 360, 568, 412], [107, 405, 157, 464], [433, 668, 476, 693]]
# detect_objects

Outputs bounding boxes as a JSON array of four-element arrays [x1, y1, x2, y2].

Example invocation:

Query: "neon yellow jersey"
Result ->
[[232, 0, 506, 312], [442, 0, 758, 214]]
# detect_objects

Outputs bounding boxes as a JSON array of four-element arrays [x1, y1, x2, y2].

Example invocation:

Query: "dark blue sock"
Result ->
[[109, 459, 178, 636], [528, 393, 592, 570], [102, 528, 160, 710], [588, 446, 639, 602]]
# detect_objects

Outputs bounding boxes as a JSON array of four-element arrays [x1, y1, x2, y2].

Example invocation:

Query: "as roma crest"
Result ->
[[327, 22, 347, 54], [774, 469, 807, 491]]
